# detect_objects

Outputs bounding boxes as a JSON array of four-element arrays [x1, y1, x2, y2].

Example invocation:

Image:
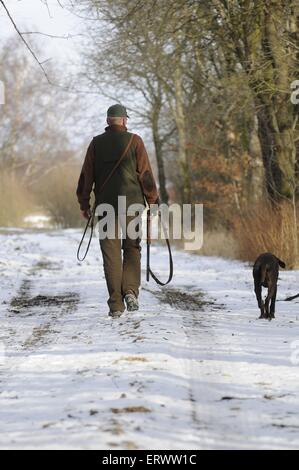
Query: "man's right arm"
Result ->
[[135, 135, 160, 205]]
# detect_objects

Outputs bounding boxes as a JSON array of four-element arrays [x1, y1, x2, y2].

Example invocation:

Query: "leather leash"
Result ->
[[146, 208, 173, 285]]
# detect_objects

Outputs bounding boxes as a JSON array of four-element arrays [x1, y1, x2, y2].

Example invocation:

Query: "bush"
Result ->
[[0, 171, 36, 227], [35, 163, 84, 228], [233, 201, 299, 268]]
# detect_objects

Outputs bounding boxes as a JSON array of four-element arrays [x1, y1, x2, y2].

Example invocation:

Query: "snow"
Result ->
[[0, 228, 299, 449], [23, 214, 52, 229]]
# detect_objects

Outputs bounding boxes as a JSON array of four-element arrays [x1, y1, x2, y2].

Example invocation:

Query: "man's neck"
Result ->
[[105, 124, 127, 132]]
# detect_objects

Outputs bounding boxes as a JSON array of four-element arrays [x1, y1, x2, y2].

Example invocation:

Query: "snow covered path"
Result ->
[[0, 228, 299, 450]]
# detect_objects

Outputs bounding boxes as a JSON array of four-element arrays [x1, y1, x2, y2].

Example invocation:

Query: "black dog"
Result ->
[[253, 253, 285, 320]]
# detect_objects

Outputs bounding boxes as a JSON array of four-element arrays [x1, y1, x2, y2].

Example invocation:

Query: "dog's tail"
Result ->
[[275, 257, 286, 269]]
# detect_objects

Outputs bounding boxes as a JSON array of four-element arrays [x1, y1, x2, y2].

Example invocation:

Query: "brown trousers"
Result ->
[[99, 215, 141, 312]]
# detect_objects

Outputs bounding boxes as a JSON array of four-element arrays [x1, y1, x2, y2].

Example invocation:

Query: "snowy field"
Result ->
[[0, 228, 299, 450]]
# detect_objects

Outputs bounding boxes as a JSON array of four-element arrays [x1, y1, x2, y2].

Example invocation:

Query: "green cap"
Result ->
[[107, 104, 129, 118]]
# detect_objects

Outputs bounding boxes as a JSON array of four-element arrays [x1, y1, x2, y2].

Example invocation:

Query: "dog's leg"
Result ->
[[260, 299, 266, 318], [254, 278, 265, 318], [269, 285, 277, 319], [265, 293, 270, 319], [265, 282, 276, 320], [264, 285, 271, 319]]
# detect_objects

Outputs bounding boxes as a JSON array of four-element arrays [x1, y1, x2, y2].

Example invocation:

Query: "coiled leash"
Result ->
[[76, 202, 96, 262], [77, 134, 135, 262], [146, 209, 173, 286]]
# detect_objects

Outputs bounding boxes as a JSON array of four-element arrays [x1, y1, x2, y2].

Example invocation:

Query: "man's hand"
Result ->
[[81, 208, 91, 220]]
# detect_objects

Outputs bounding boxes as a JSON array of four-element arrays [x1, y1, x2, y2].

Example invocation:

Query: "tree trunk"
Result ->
[[173, 65, 191, 204], [255, 96, 296, 201], [246, 115, 264, 204], [151, 101, 169, 204]]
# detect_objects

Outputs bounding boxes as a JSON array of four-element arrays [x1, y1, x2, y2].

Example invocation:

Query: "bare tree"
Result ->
[[0, 36, 82, 186], [74, 0, 206, 203]]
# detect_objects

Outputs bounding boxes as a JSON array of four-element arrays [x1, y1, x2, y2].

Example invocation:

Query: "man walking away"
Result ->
[[76, 104, 159, 317]]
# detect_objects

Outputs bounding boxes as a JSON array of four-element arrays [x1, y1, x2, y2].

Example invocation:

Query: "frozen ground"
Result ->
[[0, 228, 298, 450]]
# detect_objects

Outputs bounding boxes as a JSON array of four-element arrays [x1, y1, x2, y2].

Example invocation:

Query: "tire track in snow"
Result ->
[[0, 253, 80, 406], [143, 285, 220, 446], [7, 257, 79, 351]]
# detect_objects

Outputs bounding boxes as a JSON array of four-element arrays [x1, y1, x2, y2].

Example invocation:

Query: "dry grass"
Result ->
[[233, 201, 299, 268], [172, 229, 239, 259], [171, 201, 299, 269], [199, 229, 239, 258]]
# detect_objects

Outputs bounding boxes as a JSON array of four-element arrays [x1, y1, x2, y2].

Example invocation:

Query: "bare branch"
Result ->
[[20, 31, 83, 40], [0, 0, 52, 84]]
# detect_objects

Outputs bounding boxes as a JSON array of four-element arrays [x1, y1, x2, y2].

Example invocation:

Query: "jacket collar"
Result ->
[[105, 124, 127, 132]]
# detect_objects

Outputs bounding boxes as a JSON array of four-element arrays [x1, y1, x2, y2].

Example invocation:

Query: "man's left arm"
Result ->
[[135, 135, 160, 206], [76, 140, 95, 219]]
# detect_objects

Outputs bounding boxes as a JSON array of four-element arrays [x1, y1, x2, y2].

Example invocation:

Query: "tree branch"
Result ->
[[0, 0, 52, 84], [20, 31, 83, 40]]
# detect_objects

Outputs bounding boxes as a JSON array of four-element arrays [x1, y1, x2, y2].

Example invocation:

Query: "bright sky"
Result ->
[[0, 0, 114, 142], [1, 0, 82, 62], [0, 0, 151, 147]]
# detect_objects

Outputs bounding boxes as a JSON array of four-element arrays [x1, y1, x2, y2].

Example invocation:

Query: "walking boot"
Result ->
[[108, 310, 124, 318], [124, 293, 139, 312]]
